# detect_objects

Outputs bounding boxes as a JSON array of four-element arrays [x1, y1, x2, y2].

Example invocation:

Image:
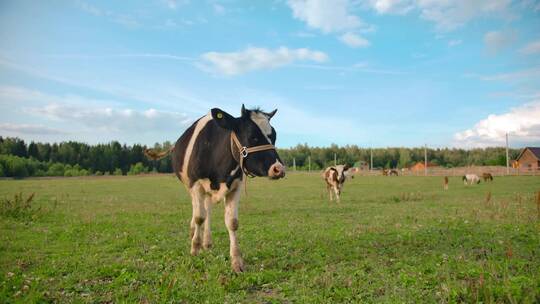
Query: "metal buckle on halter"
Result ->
[[240, 147, 248, 158]]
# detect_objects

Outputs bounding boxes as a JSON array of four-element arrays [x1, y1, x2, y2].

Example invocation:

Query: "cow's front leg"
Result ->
[[190, 186, 206, 256], [327, 185, 334, 201], [334, 186, 341, 203], [203, 196, 212, 249], [225, 187, 244, 273]]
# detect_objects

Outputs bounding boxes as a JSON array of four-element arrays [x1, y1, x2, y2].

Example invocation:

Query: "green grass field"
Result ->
[[1, 174, 539, 303]]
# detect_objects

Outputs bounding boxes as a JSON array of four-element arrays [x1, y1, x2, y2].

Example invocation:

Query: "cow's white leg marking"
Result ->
[[334, 185, 340, 203], [327, 184, 333, 201], [190, 184, 206, 256], [224, 185, 244, 272], [203, 195, 212, 249], [181, 113, 212, 184]]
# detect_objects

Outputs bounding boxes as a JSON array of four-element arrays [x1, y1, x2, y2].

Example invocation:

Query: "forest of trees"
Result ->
[[0, 136, 521, 178]]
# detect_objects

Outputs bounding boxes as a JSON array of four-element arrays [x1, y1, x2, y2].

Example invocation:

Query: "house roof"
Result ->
[[410, 162, 438, 168], [516, 147, 540, 161]]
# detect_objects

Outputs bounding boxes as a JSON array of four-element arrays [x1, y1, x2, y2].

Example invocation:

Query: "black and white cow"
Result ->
[[145, 105, 285, 272]]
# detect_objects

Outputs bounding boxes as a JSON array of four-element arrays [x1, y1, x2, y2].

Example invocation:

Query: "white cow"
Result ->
[[463, 174, 480, 185]]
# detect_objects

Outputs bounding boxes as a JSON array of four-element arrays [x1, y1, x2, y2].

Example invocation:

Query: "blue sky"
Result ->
[[1, 0, 539, 148]]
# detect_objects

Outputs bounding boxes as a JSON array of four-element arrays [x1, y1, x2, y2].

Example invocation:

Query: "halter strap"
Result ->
[[230, 131, 276, 178]]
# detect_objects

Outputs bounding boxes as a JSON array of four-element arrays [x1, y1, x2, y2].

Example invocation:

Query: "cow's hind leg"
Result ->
[[190, 185, 206, 256], [225, 187, 244, 272], [203, 196, 212, 250], [327, 185, 333, 201]]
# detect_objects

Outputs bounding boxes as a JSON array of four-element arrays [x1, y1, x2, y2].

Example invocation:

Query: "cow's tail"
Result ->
[[144, 146, 174, 160]]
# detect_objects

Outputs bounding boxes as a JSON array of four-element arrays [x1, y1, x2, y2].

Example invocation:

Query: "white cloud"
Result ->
[[454, 101, 540, 147], [479, 67, 540, 81], [364, 0, 512, 31], [484, 30, 517, 54], [200, 46, 328, 75], [213, 3, 226, 15], [27, 103, 191, 133], [339, 32, 371, 48], [418, 0, 512, 31], [164, 0, 189, 10], [368, 0, 414, 14], [448, 39, 462, 47], [520, 40, 540, 55], [287, 0, 361, 33], [286, 0, 372, 47], [76, 1, 140, 28], [0, 86, 193, 135], [0, 123, 68, 135]]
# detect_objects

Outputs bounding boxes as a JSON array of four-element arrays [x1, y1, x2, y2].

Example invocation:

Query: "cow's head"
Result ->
[[211, 105, 285, 179], [334, 164, 350, 184]]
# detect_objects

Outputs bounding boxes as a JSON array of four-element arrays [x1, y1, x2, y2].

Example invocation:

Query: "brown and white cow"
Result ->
[[323, 164, 350, 202], [145, 105, 285, 272]]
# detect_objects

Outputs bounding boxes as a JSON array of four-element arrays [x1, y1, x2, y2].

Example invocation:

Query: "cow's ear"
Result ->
[[211, 108, 237, 130], [241, 104, 249, 118], [267, 109, 277, 119], [343, 164, 350, 171]]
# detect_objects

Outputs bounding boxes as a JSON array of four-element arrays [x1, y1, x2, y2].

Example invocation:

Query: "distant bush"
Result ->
[[2, 155, 29, 178], [0, 163, 4, 177], [34, 169, 47, 177], [94, 171, 103, 176], [64, 169, 78, 177], [79, 169, 89, 176], [113, 168, 123, 176], [128, 162, 148, 175], [47, 163, 65, 177]]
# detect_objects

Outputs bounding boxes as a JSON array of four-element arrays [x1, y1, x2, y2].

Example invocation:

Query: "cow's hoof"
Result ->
[[231, 257, 245, 273], [191, 240, 201, 256]]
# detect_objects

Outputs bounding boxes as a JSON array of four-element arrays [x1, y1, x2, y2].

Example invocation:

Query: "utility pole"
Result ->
[[370, 148, 373, 171], [308, 156, 311, 172], [506, 133, 509, 175], [334, 153, 337, 166], [293, 157, 296, 172], [424, 144, 428, 177]]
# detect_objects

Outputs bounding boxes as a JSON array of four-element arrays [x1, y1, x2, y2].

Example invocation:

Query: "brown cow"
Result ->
[[323, 164, 350, 202], [482, 173, 493, 182]]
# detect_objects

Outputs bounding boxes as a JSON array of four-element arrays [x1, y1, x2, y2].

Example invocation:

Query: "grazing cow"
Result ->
[[383, 169, 398, 176], [145, 105, 285, 273], [463, 174, 480, 186], [323, 164, 350, 202], [443, 176, 449, 190], [482, 173, 493, 182]]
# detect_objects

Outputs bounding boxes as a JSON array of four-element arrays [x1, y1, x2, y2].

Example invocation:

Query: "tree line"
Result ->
[[277, 143, 520, 171], [0, 137, 521, 178]]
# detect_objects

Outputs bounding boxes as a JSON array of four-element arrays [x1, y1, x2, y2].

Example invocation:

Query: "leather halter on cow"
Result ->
[[230, 131, 276, 178]]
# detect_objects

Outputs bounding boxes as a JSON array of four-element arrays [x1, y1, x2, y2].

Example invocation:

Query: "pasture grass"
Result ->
[[0, 174, 539, 303]]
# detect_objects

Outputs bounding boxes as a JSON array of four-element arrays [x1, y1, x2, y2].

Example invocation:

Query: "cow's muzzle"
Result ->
[[268, 162, 285, 179]]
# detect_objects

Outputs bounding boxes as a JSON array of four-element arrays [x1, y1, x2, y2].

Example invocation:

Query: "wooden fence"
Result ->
[[351, 166, 540, 177]]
